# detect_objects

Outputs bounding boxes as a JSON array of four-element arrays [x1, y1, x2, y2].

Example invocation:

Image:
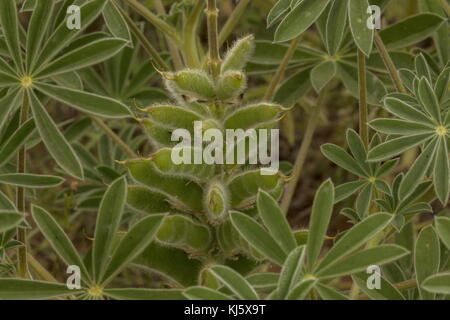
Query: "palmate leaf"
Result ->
[[28, 91, 84, 179]]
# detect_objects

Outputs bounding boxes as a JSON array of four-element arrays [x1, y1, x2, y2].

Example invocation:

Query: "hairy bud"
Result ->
[[221, 35, 255, 73], [216, 70, 247, 101], [165, 69, 215, 100], [204, 180, 230, 224]]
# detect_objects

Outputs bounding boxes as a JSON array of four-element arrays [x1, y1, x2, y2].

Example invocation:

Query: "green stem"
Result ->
[[206, 0, 221, 80], [218, 0, 251, 48], [373, 32, 406, 93], [153, 0, 184, 70], [124, 0, 182, 45], [280, 89, 327, 213], [183, 1, 204, 68], [17, 93, 29, 278], [264, 35, 301, 101], [90, 116, 138, 158], [115, 1, 170, 71], [357, 49, 369, 148]]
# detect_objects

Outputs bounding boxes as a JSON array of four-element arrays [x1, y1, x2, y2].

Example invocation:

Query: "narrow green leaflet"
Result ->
[[315, 282, 349, 300], [277, 246, 306, 299], [418, 77, 441, 123], [34, 82, 132, 118], [275, 0, 331, 42], [325, 0, 348, 56], [422, 273, 450, 294], [352, 272, 405, 300], [267, 0, 291, 28], [316, 213, 392, 272], [92, 176, 127, 281], [0, 174, 64, 188], [103, 1, 132, 43], [28, 91, 84, 179], [26, 0, 55, 70], [0, 119, 35, 168], [306, 179, 334, 270], [36, 39, 128, 78], [367, 133, 432, 162], [100, 214, 165, 285], [0, 0, 23, 72], [311, 60, 336, 92], [434, 138, 449, 205], [316, 245, 409, 279], [415, 226, 440, 300], [257, 190, 297, 254], [286, 277, 317, 300], [31, 205, 92, 285], [0, 210, 23, 233], [183, 287, 233, 300], [348, 0, 373, 56], [230, 211, 287, 266], [0, 279, 83, 300], [435, 216, 450, 249], [0, 190, 15, 210], [209, 265, 259, 300], [379, 13, 445, 49]]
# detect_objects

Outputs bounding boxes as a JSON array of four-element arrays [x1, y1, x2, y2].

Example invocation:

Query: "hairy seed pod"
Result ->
[[216, 221, 240, 256], [216, 70, 247, 101], [165, 69, 215, 100], [157, 215, 189, 245], [224, 103, 286, 130], [204, 180, 230, 225], [144, 104, 203, 130], [221, 35, 255, 73]]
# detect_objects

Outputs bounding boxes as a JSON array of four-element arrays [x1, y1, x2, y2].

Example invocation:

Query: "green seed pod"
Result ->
[[165, 69, 215, 100], [216, 70, 247, 101], [224, 103, 286, 130], [123, 160, 203, 212], [221, 35, 255, 73], [157, 215, 189, 245], [127, 185, 172, 214], [139, 118, 173, 147], [204, 180, 230, 224], [144, 104, 203, 130], [151, 147, 216, 183]]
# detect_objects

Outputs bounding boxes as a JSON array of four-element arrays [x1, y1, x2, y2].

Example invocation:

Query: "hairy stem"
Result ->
[[206, 0, 221, 79], [17, 93, 29, 278], [357, 49, 369, 148], [264, 35, 301, 101], [90, 116, 137, 158], [115, 1, 169, 71], [218, 0, 251, 48], [374, 32, 406, 93], [183, 1, 204, 68], [153, 0, 184, 70], [280, 90, 327, 213]]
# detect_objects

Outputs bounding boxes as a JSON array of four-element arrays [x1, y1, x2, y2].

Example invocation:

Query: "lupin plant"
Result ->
[[0, 0, 449, 303]]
